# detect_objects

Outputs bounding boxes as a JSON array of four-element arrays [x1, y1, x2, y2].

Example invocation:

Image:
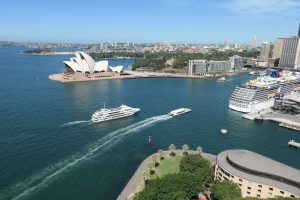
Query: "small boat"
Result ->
[[220, 128, 228, 134], [168, 108, 191, 117], [217, 77, 226, 82]]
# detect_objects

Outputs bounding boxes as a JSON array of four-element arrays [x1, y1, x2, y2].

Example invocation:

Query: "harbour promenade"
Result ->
[[116, 150, 216, 200], [49, 71, 211, 83]]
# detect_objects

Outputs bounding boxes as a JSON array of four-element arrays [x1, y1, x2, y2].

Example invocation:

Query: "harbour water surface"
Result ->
[[0, 46, 300, 200]]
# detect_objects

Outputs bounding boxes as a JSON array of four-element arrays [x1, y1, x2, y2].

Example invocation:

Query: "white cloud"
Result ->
[[231, 0, 300, 15]]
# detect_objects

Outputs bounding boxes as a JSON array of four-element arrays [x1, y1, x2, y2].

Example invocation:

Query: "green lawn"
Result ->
[[151, 155, 183, 179]]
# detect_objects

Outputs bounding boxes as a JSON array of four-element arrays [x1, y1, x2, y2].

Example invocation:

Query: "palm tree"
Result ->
[[158, 149, 164, 161], [182, 144, 189, 155], [196, 146, 203, 155], [152, 155, 157, 168], [148, 163, 153, 175], [142, 171, 148, 183], [169, 144, 176, 156]]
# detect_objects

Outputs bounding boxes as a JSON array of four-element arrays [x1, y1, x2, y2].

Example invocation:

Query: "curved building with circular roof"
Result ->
[[215, 149, 300, 198]]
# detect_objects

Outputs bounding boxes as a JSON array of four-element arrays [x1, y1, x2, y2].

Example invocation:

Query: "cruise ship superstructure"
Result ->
[[91, 105, 140, 122], [229, 69, 300, 113]]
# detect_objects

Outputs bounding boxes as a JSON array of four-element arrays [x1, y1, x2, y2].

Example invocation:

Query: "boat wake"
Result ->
[[60, 120, 91, 127], [3, 114, 171, 200]]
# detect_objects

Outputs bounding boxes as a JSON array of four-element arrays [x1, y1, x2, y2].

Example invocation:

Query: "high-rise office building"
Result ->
[[279, 37, 300, 69], [260, 42, 271, 62], [272, 38, 284, 59], [252, 36, 257, 48], [224, 39, 228, 47], [298, 23, 300, 38]]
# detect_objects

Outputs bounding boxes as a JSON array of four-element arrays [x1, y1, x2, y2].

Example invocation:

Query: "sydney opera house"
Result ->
[[49, 51, 127, 82], [64, 51, 124, 74]]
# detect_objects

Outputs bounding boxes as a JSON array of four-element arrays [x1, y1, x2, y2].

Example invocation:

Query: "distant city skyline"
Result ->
[[1, 0, 300, 44]]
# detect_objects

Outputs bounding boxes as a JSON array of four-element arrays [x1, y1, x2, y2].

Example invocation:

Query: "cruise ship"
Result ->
[[91, 104, 140, 123], [229, 69, 300, 113]]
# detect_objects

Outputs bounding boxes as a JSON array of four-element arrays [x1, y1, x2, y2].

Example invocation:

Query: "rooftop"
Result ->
[[217, 149, 300, 196]]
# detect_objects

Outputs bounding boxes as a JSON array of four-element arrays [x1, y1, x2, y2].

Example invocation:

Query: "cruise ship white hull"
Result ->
[[91, 105, 140, 123], [92, 111, 138, 122], [229, 99, 275, 113]]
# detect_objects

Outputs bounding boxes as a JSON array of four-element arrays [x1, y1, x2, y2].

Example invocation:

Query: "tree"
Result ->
[[196, 146, 203, 155], [142, 171, 149, 184], [211, 180, 241, 200], [195, 166, 214, 186], [169, 144, 176, 156], [158, 149, 164, 161], [179, 154, 210, 173], [147, 163, 154, 175], [134, 172, 205, 200], [182, 144, 189, 155], [152, 155, 158, 168]]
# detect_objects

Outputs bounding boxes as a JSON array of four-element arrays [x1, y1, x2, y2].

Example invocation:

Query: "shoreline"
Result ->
[[116, 150, 216, 200], [49, 70, 244, 83], [49, 71, 215, 83], [242, 108, 300, 132], [23, 51, 75, 55]]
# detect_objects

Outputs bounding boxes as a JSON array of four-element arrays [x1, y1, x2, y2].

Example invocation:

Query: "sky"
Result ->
[[0, 0, 300, 44]]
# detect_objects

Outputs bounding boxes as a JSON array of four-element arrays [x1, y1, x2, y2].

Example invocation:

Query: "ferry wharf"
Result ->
[[288, 140, 300, 149]]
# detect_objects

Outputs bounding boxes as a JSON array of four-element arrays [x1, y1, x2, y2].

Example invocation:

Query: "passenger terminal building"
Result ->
[[188, 55, 244, 76], [215, 149, 300, 198]]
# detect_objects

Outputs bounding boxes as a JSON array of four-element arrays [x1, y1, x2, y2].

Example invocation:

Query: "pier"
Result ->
[[288, 140, 300, 149], [279, 123, 300, 132]]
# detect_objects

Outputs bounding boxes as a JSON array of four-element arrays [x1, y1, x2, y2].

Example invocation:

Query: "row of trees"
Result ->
[[24, 48, 52, 54], [132, 50, 260, 70], [89, 50, 260, 71]]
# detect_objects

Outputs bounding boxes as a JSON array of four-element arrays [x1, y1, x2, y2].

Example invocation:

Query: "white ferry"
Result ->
[[217, 77, 226, 82], [229, 69, 300, 113], [168, 108, 191, 116], [91, 104, 140, 123]]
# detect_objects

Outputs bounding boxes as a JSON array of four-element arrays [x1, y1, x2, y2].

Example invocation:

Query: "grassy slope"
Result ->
[[151, 155, 183, 179]]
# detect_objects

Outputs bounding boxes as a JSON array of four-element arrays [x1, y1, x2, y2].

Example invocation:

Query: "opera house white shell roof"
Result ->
[[63, 52, 124, 74]]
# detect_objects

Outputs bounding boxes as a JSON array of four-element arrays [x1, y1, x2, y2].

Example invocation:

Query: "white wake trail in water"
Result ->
[[3, 114, 171, 200], [60, 120, 91, 127]]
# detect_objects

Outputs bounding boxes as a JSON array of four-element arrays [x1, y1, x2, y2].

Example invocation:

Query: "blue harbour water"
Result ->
[[0, 46, 300, 200]]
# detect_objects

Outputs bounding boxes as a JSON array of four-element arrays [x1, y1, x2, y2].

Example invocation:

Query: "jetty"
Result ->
[[279, 123, 300, 131], [242, 105, 300, 132], [288, 140, 300, 149]]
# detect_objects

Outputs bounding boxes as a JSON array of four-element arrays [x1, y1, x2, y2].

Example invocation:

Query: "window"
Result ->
[[239, 179, 243, 182], [247, 187, 251, 190], [269, 187, 273, 191], [231, 175, 234, 178], [239, 183, 242, 187], [247, 191, 250, 195], [257, 194, 261, 197], [258, 185, 262, 188], [290, 195, 295, 198], [280, 191, 284, 194], [258, 190, 261, 193]]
